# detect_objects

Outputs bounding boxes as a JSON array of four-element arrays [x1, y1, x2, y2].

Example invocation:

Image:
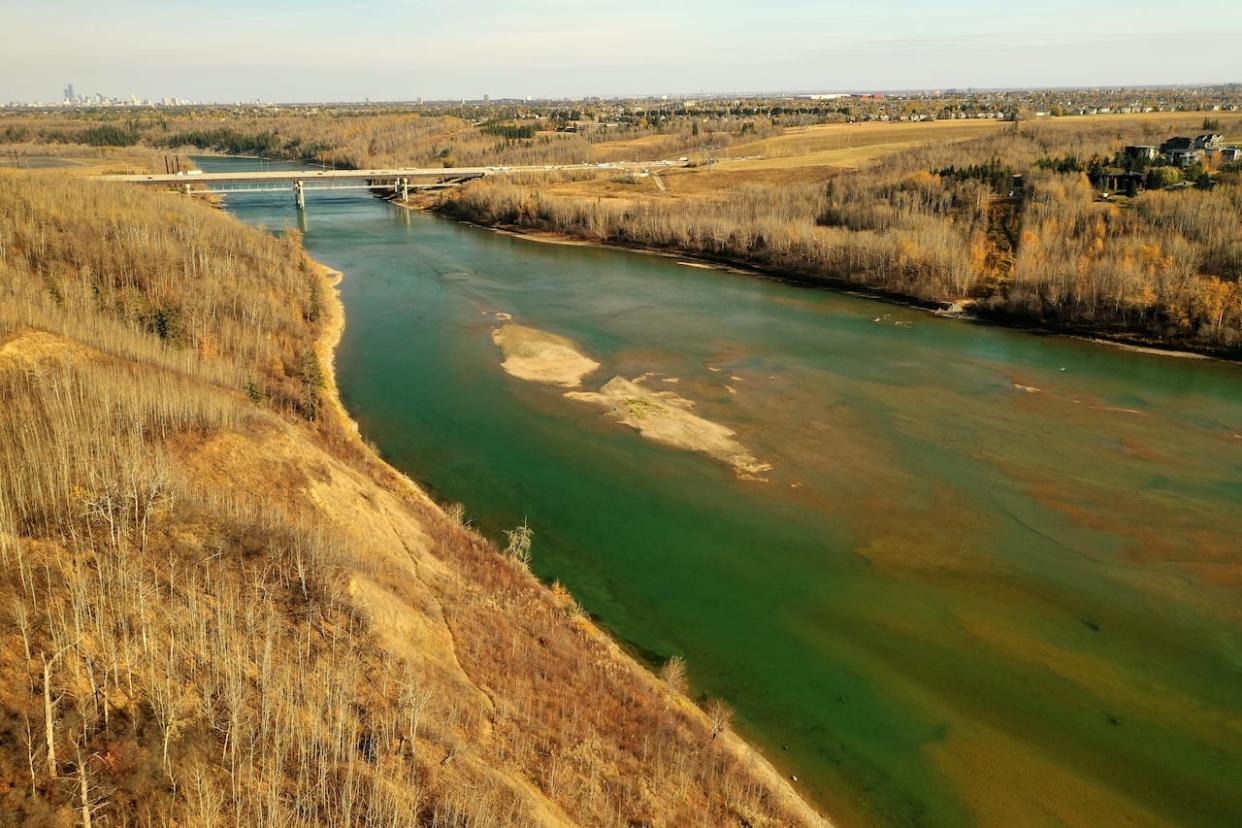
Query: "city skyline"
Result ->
[[2, 0, 1240, 103], [12, 80, 1242, 109]]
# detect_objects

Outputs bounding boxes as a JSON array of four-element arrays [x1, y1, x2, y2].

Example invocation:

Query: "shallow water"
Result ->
[[199, 157, 1242, 828]]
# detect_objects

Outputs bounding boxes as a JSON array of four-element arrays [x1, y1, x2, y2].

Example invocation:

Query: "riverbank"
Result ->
[[0, 168, 831, 827], [419, 204, 1240, 364], [307, 248, 830, 828]]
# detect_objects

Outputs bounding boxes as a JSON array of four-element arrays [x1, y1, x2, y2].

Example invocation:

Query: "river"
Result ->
[[197, 156, 1242, 828]]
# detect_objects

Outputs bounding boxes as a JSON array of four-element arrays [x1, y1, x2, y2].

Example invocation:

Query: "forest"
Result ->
[[0, 107, 757, 171]]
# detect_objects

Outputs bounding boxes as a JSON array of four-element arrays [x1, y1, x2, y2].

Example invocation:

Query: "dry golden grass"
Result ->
[[0, 143, 178, 176], [588, 131, 742, 164], [1037, 111, 1234, 129], [717, 142, 930, 171], [0, 170, 825, 827], [535, 166, 842, 208], [721, 119, 1005, 169]]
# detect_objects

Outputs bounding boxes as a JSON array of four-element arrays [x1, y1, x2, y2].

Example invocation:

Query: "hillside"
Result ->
[[0, 171, 825, 827]]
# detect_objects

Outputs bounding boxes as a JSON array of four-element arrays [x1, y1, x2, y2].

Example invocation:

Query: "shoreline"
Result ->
[[413, 205, 1239, 365], [306, 251, 832, 827]]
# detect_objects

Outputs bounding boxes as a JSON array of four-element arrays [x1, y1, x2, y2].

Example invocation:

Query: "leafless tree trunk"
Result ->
[[22, 712, 37, 796], [77, 747, 93, 828], [41, 639, 78, 777]]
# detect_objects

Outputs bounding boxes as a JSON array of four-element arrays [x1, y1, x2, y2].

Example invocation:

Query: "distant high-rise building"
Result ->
[[64, 83, 74, 102]]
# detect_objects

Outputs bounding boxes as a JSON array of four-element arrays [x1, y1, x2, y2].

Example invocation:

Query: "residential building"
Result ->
[[1124, 145, 1158, 160], [1098, 170, 1146, 193], [1160, 137, 1203, 167], [1161, 137, 1193, 153], [1169, 148, 1203, 167]]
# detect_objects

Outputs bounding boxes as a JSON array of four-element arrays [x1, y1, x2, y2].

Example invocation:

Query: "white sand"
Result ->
[[567, 376, 771, 478], [492, 323, 600, 388]]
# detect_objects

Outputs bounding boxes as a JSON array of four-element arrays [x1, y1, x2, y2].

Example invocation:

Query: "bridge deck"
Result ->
[[100, 160, 688, 185], [204, 182, 462, 194]]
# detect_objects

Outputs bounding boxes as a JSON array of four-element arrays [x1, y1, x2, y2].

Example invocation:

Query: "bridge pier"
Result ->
[[294, 180, 306, 211]]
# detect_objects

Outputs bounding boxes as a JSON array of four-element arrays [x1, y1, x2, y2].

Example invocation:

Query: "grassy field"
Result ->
[[0, 144, 178, 175], [720, 119, 1005, 168]]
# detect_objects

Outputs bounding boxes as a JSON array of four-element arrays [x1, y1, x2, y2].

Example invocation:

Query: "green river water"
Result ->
[[199, 157, 1242, 827]]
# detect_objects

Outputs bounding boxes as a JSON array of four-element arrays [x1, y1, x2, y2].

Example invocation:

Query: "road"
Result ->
[[98, 159, 694, 185]]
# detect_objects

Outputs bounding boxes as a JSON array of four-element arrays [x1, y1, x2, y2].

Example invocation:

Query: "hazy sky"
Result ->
[[3, 0, 1240, 102]]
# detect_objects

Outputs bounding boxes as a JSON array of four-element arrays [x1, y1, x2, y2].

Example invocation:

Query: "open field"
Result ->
[[0, 144, 174, 174], [718, 119, 1006, 169], [1041, 110, 1242, 131]]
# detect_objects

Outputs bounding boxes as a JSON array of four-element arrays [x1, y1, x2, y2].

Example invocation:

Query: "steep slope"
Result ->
[[0, 171, 825, 827]]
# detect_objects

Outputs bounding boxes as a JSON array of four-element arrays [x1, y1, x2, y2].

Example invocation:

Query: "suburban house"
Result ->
[[1099, 134, 1242, 194], [1160, 137, 1203, 167], [1193, 133, 1225, 150], [1169, 148, 1203, 167], [1124, 145, 1158, 160], [1098, 170, 1146, 193], [1153, 134, 1241, 167]]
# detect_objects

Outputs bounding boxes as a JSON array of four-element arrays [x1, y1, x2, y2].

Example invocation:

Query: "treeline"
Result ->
[[0, 108, 779, 171], [76, 125, 141, 146], [480, 122, 537, 139], [0, 171, 821, 826], [936, 159, 1016, 194], [24, 125, 143, 147], [0, 110, 593, 169], [440, 120, 1242, 352], [155, 127, 331, 159]]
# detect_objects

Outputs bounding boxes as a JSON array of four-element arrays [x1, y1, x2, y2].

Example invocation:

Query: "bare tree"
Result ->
[[504, 519, 534, 568], [705, 698, 734, 741], [41, 638, 79, 777], [660, 656, 689, 696]]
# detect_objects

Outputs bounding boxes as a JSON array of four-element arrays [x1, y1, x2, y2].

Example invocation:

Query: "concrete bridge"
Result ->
[[99, 159, 692, 210]]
